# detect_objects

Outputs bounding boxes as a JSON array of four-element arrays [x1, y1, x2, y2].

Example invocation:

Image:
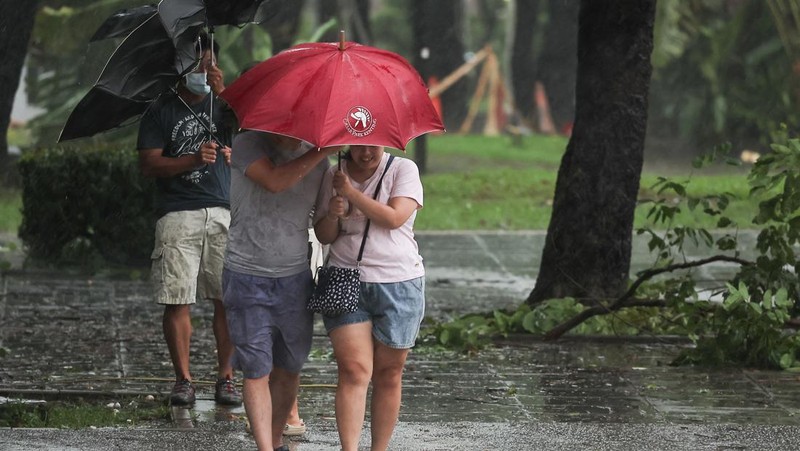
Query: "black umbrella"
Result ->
[[58, 11, 192, 142], [159, 0, 285, 31], [58, 0, 285, 142], [159, 0, 287, 76], [89, 4, 158, 42]]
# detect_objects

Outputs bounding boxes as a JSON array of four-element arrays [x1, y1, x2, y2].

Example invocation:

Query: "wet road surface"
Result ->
[[2, 231, 799, 450]]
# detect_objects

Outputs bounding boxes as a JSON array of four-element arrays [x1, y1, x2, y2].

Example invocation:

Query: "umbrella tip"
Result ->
[[339, 30, 345, 50]]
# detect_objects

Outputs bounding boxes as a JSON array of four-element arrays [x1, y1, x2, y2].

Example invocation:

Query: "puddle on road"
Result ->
[[169, 399, 245, 429], [170, 405, 193, 428]]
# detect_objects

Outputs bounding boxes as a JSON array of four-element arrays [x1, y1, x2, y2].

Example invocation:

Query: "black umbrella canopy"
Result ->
[[58, 0, 288, 142], [158, 0, 206, 73], [89, 4, 158, 42], [59, 13, 183, 142], [204, 0, 288, 27], [158, 0, 288, 69], [158, 0, 288, 31]]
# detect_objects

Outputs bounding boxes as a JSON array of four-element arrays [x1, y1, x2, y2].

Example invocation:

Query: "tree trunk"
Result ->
[[537, 0, 578, 132], [526, 0, 656, 305], [476, 0, 501, 48], [410, 0, 468, 130], [263, 0, 305, 53], [317, 0, 340, 42], [315, 0, 370, 44], [0, 0, 39, 185], [345, 0, 372, 44], [511, 0, 541, 122], [414, 135, 427, 175]]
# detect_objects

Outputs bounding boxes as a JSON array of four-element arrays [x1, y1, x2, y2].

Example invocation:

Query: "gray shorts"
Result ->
[[150, 207, 230, 305], [222, 268, 314, 379], [323, 277, 425, 349]]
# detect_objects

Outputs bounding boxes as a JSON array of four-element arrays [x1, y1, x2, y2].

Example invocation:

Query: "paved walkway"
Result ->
[[2, 231, 800, 450]]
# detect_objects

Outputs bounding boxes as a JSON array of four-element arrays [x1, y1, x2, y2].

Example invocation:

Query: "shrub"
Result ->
[[17, 145, 157, 268]]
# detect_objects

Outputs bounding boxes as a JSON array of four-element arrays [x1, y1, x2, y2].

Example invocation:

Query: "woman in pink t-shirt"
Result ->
[[314, 145, 425, 451]]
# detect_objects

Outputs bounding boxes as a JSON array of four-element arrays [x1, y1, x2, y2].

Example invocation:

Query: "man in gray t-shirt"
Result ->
[[222, 130, 338, 450]]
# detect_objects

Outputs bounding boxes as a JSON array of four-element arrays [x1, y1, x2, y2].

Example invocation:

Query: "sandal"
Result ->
[[283, 420, 306, 436]]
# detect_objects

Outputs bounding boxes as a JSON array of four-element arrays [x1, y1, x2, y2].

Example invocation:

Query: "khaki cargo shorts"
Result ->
[[150, 207, 230, 305]]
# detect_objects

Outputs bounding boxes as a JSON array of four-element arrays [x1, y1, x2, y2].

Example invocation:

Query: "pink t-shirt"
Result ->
[[314, 153, 424, 283]]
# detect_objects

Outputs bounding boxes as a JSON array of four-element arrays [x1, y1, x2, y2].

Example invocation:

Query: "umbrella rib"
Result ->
[[352, 52, 408, 149], [308, 52, 342, 147], [171, 88, 223, 144], [256, 49, 342, 146], [359, 50, 444, 151], [93, 12, 162, 86]]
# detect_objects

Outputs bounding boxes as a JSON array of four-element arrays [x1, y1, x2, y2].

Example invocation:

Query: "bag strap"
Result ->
[[356, 154, 395, 264]]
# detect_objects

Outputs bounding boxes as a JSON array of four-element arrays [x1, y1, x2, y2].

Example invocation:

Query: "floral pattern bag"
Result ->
[[307, 266, 360, 317]]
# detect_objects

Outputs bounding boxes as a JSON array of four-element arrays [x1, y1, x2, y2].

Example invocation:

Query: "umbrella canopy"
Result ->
[[59, 12, 185, 142], [205, 0, 285, 26], [219, 38, 445, 150], [90, 4, 157, 42], [159, 0, 285, 70], [58, 0, 284, 142], [159, 0, 285, 31]]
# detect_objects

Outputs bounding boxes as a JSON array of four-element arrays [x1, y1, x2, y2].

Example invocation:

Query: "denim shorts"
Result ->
[[323, 277, 425, 349], [150, 207, 229, 305], [222, 268, 314, 379]]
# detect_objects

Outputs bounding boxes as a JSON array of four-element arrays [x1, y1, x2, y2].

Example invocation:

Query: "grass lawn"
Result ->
[[0, 133, 759, 234], [0, 188, 21, 234], [414, 133, 758, 231]]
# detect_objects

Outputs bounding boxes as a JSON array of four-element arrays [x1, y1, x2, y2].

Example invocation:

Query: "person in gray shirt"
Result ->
[[222, 130, 339, 451]]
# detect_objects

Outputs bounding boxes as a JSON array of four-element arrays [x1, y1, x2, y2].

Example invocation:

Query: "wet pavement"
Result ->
[[2, 231, 800, 450]]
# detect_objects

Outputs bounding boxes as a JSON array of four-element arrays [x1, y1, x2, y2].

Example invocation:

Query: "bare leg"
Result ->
[[163, 304, 192, 381], [243, 375, 272, 450], [330, 322, 374, 451], [286, 398, 303, 426], [269, 367, 301, 447], [211, 299, 234, 378], [369, 343, 409, 451]]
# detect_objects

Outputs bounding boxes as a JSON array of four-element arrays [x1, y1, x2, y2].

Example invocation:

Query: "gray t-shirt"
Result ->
[[224, 131, 330, 277]]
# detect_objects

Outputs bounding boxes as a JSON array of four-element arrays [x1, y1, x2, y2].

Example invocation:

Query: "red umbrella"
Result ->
[[220, 34, 445, 150]]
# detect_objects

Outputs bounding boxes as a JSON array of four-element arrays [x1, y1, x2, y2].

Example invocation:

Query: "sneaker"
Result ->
[[170, 379, 196, 406], [283, 420, 306, 436], [214, 377, 242, 406]]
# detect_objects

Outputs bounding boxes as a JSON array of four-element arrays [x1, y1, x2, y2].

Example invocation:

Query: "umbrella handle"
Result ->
[[339, 30, 345, 50]]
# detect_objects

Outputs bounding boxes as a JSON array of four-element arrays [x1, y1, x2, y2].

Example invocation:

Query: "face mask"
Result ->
[[184, 72, 210, 95]]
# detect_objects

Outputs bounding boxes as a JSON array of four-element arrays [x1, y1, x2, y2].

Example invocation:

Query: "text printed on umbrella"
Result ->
[[345, 106, 377, 138]]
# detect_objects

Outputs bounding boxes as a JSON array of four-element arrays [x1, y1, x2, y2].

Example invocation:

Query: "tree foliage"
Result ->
[[650, 0, 797, 151]]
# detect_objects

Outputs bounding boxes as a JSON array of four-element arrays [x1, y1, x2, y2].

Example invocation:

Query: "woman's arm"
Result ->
[[314, 190, 348, 244], [333, 171, 418, 230], [314, 212, 340, 244]]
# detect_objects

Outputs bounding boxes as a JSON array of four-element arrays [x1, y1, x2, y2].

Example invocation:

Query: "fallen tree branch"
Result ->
[[543, 255, 754, 340], [543, 299, 666, 340], [625, 255, 752, 301]]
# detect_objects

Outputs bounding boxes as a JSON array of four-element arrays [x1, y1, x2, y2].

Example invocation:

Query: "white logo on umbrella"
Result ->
[[351, 109, 369, 129], [344, 106, 377, 138]]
